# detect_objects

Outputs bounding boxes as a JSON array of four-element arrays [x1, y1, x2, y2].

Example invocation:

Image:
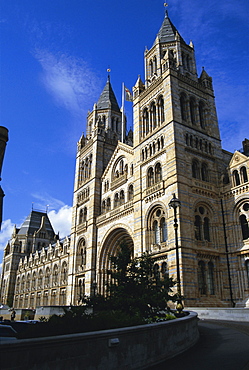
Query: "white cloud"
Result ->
[[0, 219, 15, 251], [34, 49, 100, 117], [31, 192, 65, 211], [48, 205, 72, 238]]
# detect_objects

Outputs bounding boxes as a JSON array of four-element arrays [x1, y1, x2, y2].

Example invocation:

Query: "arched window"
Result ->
[[61, 262, 68, 284], [161, 261, 168, 278], [153, 220, 160, 244], [240, 166, 248, 183], [149, 60, 153, 76], [21, 276, 25, 292], [114, 193, 119, 208], [38, 270, 43, 289], [190, 97, 196, 125], [194, 215, 202, 240], [32, 272, 36, 290], [102, 200, 106, 213], [199, 101, 205, 128], [89, 154, 92, 177], [198, 261, 206, 295], [83, 207, 87, 222], [107, 197, 111, 211], [153, 56, 157, 75], [119, 159, 124, 175], [160, 217, 167, 242], [201, 163, 209, 182], [147, 167, 154, 187], [149, 207, 168, 247], [207, 261, 215, 294], [180, 93, 187, 121], [155, 163, 162, 183], [150, 102, 157, 130], [203, 217, 210, 241], [79, 209, 83, 224], [158, 96, 164, 125], [120, 190, 125, 205], [128, 184, 134, 201], [143, 108, 149, 136], [52, 265, 58, 286], [78, 278, 85, 302], [194, 206, 212, 242], [26, 274, 30, 291], [76, 239, 86, 271], [192, 160, 200, 179], [233, 170, 240, 186], [44, 268, 50, 287], [240, 215, 249, 240]]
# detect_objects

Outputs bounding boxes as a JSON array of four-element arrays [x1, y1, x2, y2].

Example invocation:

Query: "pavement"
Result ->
[[148, 320, 249, 370]]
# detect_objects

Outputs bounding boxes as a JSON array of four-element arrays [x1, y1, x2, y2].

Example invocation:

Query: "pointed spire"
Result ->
[[155, 11, 185, 44], [96, 77, 120, 113]]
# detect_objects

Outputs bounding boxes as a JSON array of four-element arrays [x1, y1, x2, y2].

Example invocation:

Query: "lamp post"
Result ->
[[168, 193, 183, 313]]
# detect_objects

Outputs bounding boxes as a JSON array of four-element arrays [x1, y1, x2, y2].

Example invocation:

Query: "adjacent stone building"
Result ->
[[0, 11, 248, 308]]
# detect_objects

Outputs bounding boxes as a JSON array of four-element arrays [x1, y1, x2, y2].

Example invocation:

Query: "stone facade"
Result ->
[[0, 12, 249, 309]]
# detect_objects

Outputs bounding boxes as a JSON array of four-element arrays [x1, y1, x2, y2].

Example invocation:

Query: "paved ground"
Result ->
[[148, 320, 249, 370]]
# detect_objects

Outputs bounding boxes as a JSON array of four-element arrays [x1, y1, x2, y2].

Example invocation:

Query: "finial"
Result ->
[[164, 2, 168, 16], [107, 67, 111, 81]]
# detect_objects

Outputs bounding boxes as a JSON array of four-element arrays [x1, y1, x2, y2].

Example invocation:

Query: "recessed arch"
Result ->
[[98, 226, 134, 295]]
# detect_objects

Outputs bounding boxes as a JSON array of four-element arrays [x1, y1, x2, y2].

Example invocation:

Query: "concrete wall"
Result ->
[[188, 307, 249, 321], [1, 312, 198, 370]]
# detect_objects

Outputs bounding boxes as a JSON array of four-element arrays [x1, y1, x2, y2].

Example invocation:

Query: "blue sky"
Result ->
[[0, 0, 248, 266]]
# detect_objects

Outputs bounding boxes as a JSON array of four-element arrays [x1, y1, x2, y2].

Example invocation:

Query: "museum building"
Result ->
[[0, 11, 249, 309]]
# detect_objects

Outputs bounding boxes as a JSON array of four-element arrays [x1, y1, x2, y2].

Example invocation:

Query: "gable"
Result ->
[[229, 151, 248, 169], [102, 141, 134, 180]]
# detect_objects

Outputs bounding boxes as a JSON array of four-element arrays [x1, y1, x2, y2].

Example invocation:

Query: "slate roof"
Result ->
[[155, 12, 186, 44], [18, 210, 55, 237], [97, 76, 120, 112]]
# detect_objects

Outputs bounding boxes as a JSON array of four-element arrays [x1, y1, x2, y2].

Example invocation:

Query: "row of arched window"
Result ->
[[147, 163, 162, 187], [232, 167, 248, 187], [77, 187, 90, 204], [185, 133, 213, 155], [79, 153, 93, 183], [15, 287, 67, 308], [180, 92, 207, 129], [192, 159, 209, 182], [141, 96, 164, 137], [153, 261, 169, 281], [112, 158, 134, 181], [198, 260, 215, 295], [141, 136, 164, 161], [16, 262, 68, 294], [102, 184, 134, 213]]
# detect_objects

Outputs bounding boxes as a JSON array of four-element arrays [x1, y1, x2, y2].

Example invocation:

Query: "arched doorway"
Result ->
[[98, 227, 134, 295]]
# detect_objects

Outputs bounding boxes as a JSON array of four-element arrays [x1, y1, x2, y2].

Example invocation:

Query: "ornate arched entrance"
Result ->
[[98, 227, 134, 295]]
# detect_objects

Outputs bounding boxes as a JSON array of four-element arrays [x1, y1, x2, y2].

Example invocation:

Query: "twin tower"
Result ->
[[1, 11, 249, 309]]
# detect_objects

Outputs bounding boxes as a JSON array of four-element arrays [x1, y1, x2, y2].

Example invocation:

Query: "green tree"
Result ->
[[107, 241, 177, 318]]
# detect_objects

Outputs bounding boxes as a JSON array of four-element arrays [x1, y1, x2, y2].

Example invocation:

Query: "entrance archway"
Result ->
[[98, 227, 134, 295]]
